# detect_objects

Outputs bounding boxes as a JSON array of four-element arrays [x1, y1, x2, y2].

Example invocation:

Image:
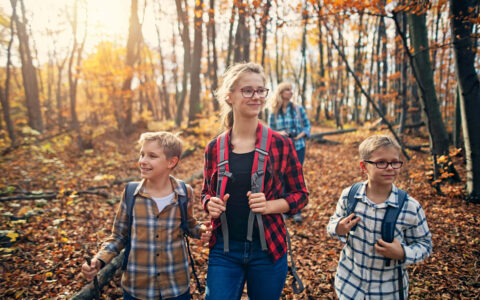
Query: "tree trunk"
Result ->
[[188, 0, 203, 126], [207, 0, 219, 111], [314, 2, 325, 122], [260, 0, 271, 67], [450, 0, 480, 201], [233, 0, 250, 63], [13, 0, 43, 132], [175, 0, 191, 126], [225, 2, 236, 68], [154, 24, 171, 120], [1, 0, 18, 145], [67, 0, 87, 149], [118, 0, 141, 134], [406, 10, 450, 156]]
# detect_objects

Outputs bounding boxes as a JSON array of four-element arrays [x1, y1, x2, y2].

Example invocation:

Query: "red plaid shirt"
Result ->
[[201, 122, 309, 262]]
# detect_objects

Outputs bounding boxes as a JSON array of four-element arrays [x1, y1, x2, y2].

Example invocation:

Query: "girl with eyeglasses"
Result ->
[[201, 62, 308, 300]]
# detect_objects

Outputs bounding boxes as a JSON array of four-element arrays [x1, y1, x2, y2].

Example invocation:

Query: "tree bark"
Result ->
[[1, 0, 18, 145], [260, 0, 271, 67], [118, 0, 141, 134], [175, 0, 191, 126], [13, 0, 43, 132], [402, 9, 450, 156], [233, 0, 250, 63], [450, 0, 480, 201], [207, 0, 219, 111], [67, 0, 87, 149], [188, 0, 203, 126]]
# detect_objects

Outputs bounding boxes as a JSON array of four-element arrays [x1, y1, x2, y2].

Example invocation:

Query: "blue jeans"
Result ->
[[123, 290, 190, 300], [205, 237, 288, 300], [295, 147, 305, 165]]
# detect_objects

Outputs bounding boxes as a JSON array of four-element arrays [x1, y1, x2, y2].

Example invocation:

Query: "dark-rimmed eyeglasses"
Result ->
[[364, 160, 404, 169], [238, 87, 269, 98]]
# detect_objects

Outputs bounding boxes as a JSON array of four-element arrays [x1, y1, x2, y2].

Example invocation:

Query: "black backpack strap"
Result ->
[[346, 182, 362, 232], [178, 180, 204, 293], [246, 124, 270, 251], [382, 188, 407, 272], [283, 215, 304, 294], [216, 132, 232, 252], [382, 189, 407, 300], [121, 182, 139, 271]]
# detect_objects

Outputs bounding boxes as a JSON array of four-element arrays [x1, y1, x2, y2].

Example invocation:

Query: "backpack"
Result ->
[[215, 124, 304, 294], [346, 182, 407, 300], [121, 181, 203, 293]]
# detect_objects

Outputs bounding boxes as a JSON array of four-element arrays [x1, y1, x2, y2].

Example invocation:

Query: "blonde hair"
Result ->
[[359, 135, 401, 160], [215, 62, 266, 129], [269, 82, 293, 115], [138, 131, 183, 160]]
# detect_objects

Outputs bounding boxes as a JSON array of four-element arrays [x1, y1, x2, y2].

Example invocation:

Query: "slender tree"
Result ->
[[12, 0, 43, 132], [175, 0, 191, 126], [450, 0, 480, 202], [188, 0, 203, 126], [1, 0, 18, 145]]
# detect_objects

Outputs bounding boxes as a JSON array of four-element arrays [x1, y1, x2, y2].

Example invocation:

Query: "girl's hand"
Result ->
[[336, 213, 361, 236], [375, 238, 405, 260], [200, 221, 212, 244], [207, 194, 229, 219], [247, 191, 268, 214], [81, 258, 101, 282]]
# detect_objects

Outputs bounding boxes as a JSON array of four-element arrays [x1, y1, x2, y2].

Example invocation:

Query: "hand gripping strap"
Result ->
[[383, 189, 407, 267], [346, 182, 362, 233], [216, 132, 231, 252], [246, 125, 271, 251]]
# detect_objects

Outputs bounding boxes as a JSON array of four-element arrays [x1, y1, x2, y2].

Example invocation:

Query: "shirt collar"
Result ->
[[358, 181, 400, 208], [134, 176, 186, 200]]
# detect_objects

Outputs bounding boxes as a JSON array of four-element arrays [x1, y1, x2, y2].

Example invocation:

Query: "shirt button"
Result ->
[[156, 253, 159, 256], [156, 235, 159, 238], [157, 272, 160, 276]]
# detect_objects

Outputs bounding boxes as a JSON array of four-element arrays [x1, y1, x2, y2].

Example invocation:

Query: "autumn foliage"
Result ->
[[0, 125, 478, 299]]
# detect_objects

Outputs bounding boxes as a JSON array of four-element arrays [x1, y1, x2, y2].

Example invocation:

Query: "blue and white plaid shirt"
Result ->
[[268, 102, 311, 151], [327, 181, 432, 299]]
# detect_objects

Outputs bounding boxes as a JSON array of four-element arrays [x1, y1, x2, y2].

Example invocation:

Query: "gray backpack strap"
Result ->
[[216, 132, 232, 252], [246, 125, 270, 251]]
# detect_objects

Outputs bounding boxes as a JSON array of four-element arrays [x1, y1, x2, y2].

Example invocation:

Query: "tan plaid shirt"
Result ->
[[96, 176, 202, 299]]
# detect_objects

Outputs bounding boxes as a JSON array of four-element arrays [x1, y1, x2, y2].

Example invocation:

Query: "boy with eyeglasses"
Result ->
[[327, 135, 432, 299]]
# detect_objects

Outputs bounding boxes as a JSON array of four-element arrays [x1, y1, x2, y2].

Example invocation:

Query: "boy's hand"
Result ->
[[247, 191, 267, 214], [200, 221, 212, 244], [336, 213, 361, 236], [207, 194, 229, 219], [82, 258, 101, 282], [375, 238, 405, 260]]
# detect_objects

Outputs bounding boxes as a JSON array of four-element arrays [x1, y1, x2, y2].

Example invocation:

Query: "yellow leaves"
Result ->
[[93, 174, 116, 181], [6, 231, 19, 242]]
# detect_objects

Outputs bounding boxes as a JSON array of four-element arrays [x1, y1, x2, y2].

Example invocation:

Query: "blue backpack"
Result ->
[[346, 182, 407, 300], [121, 181, 203, 292]]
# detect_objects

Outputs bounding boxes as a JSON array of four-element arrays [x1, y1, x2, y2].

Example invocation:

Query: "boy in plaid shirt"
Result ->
[[82, 132, 210, 300], [327, 135, 432, 299]]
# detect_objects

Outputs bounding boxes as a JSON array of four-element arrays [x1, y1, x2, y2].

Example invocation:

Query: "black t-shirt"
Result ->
[[221, 150, 260, 242]]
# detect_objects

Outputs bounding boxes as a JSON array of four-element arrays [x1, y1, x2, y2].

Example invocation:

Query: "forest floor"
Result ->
[[0, 124, 479, 299]]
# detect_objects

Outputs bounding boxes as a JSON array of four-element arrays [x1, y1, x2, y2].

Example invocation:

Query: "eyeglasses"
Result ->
[[238, 87, 269, 98], [364, 160, 404, 169]]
